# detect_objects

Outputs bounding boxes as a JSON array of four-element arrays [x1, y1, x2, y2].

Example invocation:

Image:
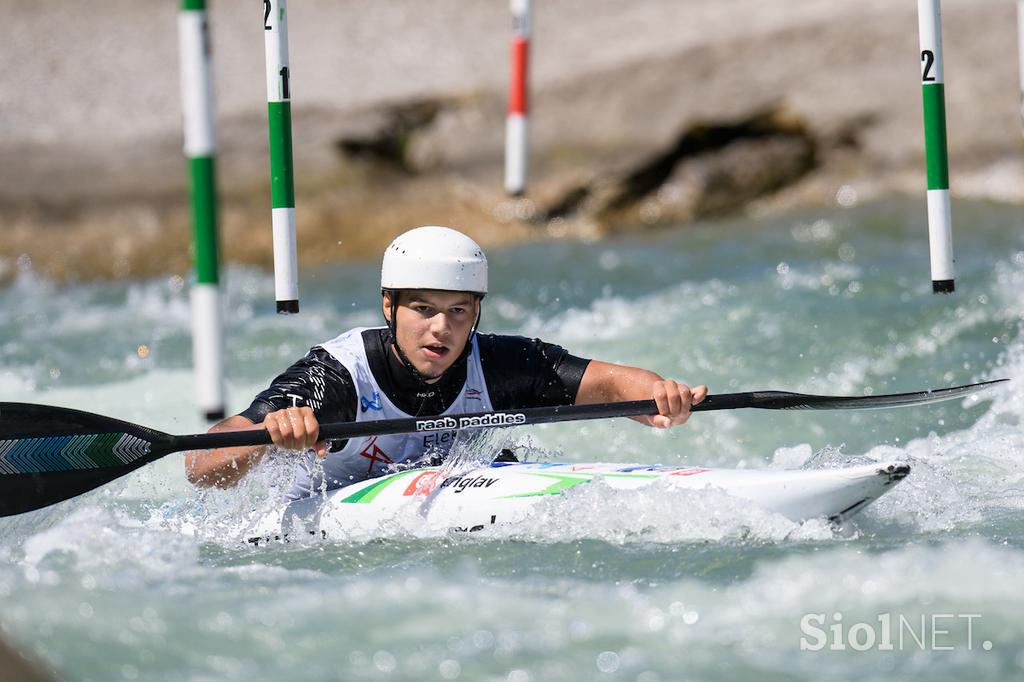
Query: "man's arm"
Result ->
[[576, 360, 707, 428], [184, 347, 356, 488], [185, 407, 328, 488], [185, 415, 265, 488]]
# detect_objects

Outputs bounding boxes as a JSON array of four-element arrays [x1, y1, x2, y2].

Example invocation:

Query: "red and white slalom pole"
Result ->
[[504, 0, 531, 197]]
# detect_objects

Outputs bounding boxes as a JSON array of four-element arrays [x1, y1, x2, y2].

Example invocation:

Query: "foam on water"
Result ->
[[490, 477, 838, 544], [8, 529, 1021, 681], [4, 199, 1024, 680]]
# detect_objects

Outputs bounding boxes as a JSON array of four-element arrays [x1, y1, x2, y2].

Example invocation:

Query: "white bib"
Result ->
[[286, 327, 494, 500]]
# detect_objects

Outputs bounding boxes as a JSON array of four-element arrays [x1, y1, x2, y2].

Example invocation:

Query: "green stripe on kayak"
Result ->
[[339, 469, 420, 504], [502, 470, 662, 498], [502, 473, 592, 498]]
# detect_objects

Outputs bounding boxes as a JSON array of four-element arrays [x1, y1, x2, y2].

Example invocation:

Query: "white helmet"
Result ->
[[380, 226, 488, 295]]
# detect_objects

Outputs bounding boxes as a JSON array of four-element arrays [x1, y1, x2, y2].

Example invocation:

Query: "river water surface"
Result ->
[[2, 198, 1024, 681]]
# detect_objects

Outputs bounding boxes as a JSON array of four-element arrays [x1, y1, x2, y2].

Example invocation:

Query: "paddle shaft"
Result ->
[[0, 378, 1005, 517], [170, 379, 1007, 451], [172, 399, 657, 451]]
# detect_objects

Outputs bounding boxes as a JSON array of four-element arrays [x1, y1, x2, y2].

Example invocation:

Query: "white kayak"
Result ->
[[250, 460, 910, 542]]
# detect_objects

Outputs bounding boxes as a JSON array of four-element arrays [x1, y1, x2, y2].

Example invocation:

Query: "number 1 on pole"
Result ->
[[917, 0, 955, 294], [264, 0, 300, 314]]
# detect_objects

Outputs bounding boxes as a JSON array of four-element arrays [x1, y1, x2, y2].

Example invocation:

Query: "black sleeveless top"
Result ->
[[240, 329, 591, 441]]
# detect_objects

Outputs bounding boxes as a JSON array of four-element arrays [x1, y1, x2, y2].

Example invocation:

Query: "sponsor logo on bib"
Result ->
[[415, 412, 526, 432], [358, 436, 394, 473], [360, 391, 383, 413]]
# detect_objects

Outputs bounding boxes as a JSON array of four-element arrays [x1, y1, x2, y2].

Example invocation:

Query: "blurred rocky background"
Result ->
[[2, 0, 1022, 281]]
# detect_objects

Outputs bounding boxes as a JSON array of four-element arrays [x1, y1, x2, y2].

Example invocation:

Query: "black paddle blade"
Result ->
[[694, 378, 1008, 412], [0, 403, 176, 517]]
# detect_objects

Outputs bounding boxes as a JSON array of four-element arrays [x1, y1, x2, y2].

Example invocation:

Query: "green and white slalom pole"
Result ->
[[178, 0, 226, 421], [264, 0, 299, 314], [917, 0, 955, 294], [504, 0, 531, 197]]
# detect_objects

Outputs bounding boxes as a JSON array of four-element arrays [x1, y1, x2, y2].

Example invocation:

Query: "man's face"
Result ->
[[383, 289, 480, 382]]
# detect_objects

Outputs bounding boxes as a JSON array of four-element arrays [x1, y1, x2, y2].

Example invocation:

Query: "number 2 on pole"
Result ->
[[921, 50, 936, 82], [264, 0, 271, 30]]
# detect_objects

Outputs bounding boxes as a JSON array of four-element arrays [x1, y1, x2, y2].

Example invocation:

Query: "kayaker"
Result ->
[[185, 226, 707, 499]]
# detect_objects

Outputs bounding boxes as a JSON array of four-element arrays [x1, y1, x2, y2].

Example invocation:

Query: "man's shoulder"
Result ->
[[475, 332, 570, 367], [317, 326, 387, 362], [242, 343, 360, 423], [475, 332, 556, 349], [474, 332, 589, 408]]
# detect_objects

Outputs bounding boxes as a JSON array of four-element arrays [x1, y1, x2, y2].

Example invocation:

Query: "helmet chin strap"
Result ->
[[383, 291, 483, 389], [386, 291, 429, 385]]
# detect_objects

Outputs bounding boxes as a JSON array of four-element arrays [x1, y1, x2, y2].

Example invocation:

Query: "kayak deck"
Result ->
[[249, 460, 910, 543]]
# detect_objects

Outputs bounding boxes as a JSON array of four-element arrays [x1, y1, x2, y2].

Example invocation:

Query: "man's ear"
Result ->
[[382, 291, 393, 323]]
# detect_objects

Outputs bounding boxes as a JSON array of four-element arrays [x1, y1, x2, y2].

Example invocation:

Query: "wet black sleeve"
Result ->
[[476, 334, 591, 410], [238, 347, 358, 425]]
